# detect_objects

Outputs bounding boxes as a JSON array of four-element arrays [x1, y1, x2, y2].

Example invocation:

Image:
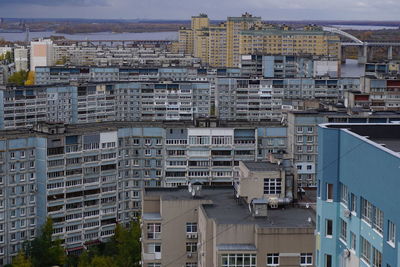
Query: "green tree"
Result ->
[[8, 70, 28, 86], [77, 251, 91, 267], [75, 220, 141, 267], [12, 251, 32, 267], [113, 221, 141, 267], [90, 256, 117, 267], [24, 218, 66, 267]]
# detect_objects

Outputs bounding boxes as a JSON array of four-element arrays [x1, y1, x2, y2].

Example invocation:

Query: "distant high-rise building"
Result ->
[[179, 14, 341, 68], [30, 39, 55, 71], [14, 47, 29, 72]]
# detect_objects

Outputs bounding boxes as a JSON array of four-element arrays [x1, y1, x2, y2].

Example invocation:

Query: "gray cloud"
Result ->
[[0, 0, 108, 7], [0, 0, 398, 20]]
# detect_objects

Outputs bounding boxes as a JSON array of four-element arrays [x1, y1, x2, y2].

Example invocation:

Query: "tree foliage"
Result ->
[[24, 71, 35, 86], [23, 218, 66, 267], [11, 251, 32, 267], [77, 221, 141, 267], [8, 70, 28, 86], [0, 51, 13, 63], [12, 219, 141, 267]]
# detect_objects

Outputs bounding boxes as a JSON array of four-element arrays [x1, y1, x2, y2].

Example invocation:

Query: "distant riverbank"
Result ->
[[0, 31, 178, 42]]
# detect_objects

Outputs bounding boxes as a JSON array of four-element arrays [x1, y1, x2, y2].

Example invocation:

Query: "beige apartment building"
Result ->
[[178, 13, 340, 68], [141, 161, 315, 267]]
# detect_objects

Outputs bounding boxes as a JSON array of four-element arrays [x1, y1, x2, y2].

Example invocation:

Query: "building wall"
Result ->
[[317, 126, 400, 267]]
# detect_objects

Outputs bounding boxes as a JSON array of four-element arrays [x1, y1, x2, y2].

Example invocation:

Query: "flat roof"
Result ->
[[145, 186, 315, 229], [0, 120, 284, 140], [324, 123, 400, 154], [242, 161, 281, 172]]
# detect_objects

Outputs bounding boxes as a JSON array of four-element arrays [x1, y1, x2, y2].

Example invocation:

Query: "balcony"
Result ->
[[142, 252, 161, 260]]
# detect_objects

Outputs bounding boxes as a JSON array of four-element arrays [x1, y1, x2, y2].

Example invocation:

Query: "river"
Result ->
[[330, 25, 398, 30], [0, 31, 179, 42], [341, 59, 365, 77]]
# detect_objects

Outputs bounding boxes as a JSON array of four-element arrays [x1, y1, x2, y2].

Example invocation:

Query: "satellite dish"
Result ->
[[192, 190, 196, 197], [188, 183, 192, 193]]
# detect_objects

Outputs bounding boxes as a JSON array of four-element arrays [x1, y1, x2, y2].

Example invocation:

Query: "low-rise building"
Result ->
[[142, 161, 315, 267]]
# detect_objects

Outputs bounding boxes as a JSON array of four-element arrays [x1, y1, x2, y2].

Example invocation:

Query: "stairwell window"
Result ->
[[326, 184, 333, 201], [326, 219, 333, 237], [388, 220, 396, 247]]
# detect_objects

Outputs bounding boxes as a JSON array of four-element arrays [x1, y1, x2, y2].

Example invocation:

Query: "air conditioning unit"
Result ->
[[344, 209, 351, 218], [186, 233, 192, 239], [187, 253, 192, 258], [191, 233, 198, 239], [343, 248, 351, 258]]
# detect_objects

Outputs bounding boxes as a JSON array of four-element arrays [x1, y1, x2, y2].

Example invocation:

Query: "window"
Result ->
[[325, 254, 332, 267], [221, 254, 256, 267], [147, 223, 161, 239], [372, 247, 382, 267], [373, 207, 384, 235], [186, 223, 197, 233], [361, 198, 373, 224], [350, 193, 356, 213], [340, 219, 347, 242], [186, 242, 197, 253], [326, 219, 333, 237], [327, 184, 333, 201], [300, 253, 313, 266], [147, 243, 161, 253], [350, 232, 356, 251], [263, 178, 282, 195], [340, 183, 348, 206], [297, 127, 303, 133], [267, 253, 279, 266], [388, 220, 396, 247], [361, 236, 371, 264]]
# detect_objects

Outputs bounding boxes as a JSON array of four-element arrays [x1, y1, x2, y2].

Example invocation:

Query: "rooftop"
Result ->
[[325, 123, 400, 154], [242, 161, 281, 172], [145, 186, 315, 229], [0, 120, 284, 140]]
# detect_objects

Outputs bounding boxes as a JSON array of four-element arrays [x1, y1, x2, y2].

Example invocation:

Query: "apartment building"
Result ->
[[361, 78, 400, 111], [30, 39, 54, 70], [0, 81, 212, 129], [34, 66, 241, 86], [178, 14, 340, 68], [239, 27, 340, 60], [365, 62, 400, 79], [14, 47, 29, 72], [141, 161, 315, 267], [287, 110, 400, 187], [0, 120, 289, 264], [316, 124, 400, 267], [0, 133, 46, 265], [215, 77, 360, 122], [240, 55, 339, 78]]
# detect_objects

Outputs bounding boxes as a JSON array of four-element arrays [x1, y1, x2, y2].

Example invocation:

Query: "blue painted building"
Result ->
[[317, 124, 400, 267]]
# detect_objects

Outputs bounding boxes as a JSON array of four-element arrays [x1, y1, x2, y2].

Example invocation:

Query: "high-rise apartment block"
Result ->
[[30, 39, 55, 71], [316, 124, 400, 267], [0, 120, 289, 264], [179, 14, 340, 68]]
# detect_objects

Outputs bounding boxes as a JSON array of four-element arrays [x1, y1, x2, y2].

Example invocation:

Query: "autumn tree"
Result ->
[[8, 70, 28, 86], [24, 71, 35, 86], [11, 251, 32, 267]]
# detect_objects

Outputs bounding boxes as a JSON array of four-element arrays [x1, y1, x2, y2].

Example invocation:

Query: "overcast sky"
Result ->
[[0, 0, 399, 20]]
